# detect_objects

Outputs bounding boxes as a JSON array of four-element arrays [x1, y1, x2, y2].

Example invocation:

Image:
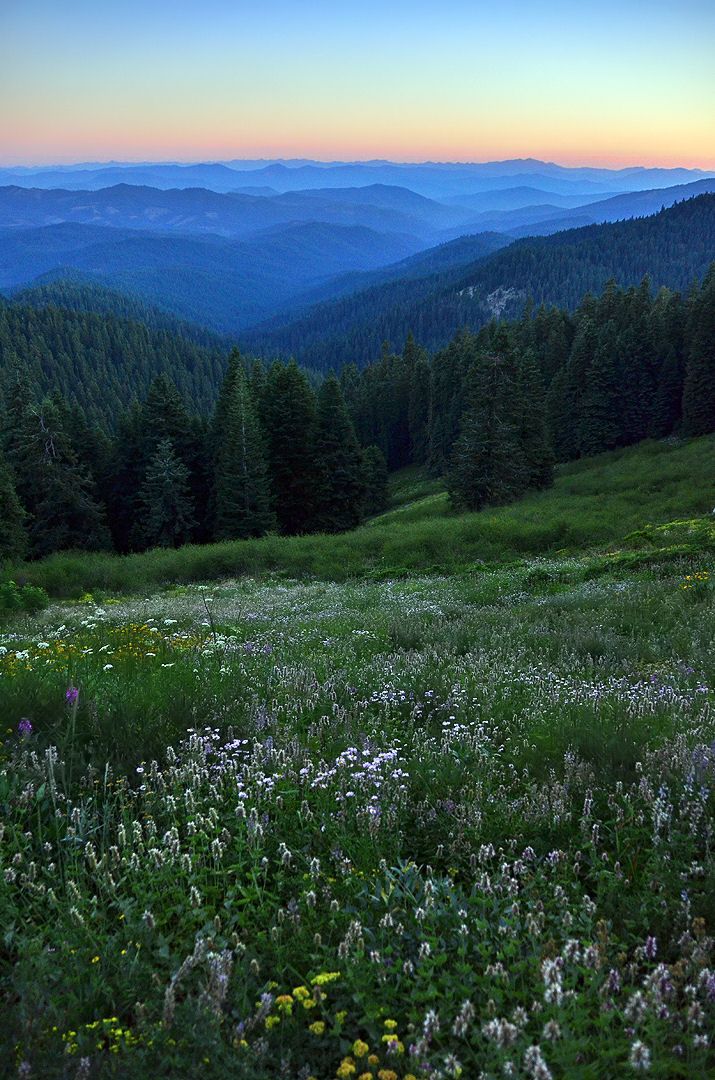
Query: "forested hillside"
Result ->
[[1, 262, 713, 563], [243, 194, 715, 369], [0, 299, 226, 424]]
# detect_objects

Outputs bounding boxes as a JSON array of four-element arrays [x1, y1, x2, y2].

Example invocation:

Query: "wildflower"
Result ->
[[336, 1058, 356, 1078], [629, 1041, 651, 1071], [311, 971, 341, 986], [17, 718, 33, 737], [264, 1015, 280, 1030], [91, 955, 100, 964], [309, 1021, 325, 1035], [384, 1019, 398, 1031], [103, 663, 113, 671], [353, 1040, 369, 1058]]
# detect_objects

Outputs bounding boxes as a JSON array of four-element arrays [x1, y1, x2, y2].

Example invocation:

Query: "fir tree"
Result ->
[[361, 445, 389, 517], [515, 351, 555, 489], [314, 374, 366, 533], [448, 354, 524, 511], [0, 450, 27, 561], [213, 367, 274, 540], [578, 326, 621, 454], [262, 361, 319, 534], [134, 439, 195, 549], [682, 268, 715, 436]]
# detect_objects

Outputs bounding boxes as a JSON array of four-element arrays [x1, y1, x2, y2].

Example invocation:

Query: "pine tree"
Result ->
[[448, 354, 524, 511], [578, 325, 621, 454], [515, 351, 555, 489], [3, 376, 110, 558], [134, 439, 195, 549], [262, 361, 319, 534], [361, 445, 389, 516], [0, 450, 27, 561], [213, 367, 274, 540], [314, 374, 366, 532], [682, 268, 715, 436]]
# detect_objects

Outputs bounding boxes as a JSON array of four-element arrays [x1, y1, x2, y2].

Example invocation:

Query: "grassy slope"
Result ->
[[7, 435, 715, 597]]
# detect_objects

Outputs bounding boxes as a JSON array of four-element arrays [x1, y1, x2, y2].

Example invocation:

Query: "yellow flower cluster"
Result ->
[[681, 570, 710, 590]]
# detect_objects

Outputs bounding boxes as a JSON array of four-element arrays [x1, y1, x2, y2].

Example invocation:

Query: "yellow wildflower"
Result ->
[[308, 1021, 326, 1035], [265, 1015, 280, 1030], [377, 1071, 398, 1080], [384, 1019, 398, 1031], [293, 985, 311, 1000], [353, 1039, 369, 1058], [336, 1060, 356, 1079], [312, 971, 341, 986]]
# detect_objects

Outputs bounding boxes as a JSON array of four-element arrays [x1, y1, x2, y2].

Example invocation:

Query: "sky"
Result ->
[[1, 0, 714, 169]]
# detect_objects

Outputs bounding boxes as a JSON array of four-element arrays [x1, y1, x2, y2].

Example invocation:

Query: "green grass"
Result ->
[[7, 436, 715, 599]]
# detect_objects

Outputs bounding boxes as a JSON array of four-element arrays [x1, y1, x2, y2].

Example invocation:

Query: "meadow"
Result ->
[[1, 439, 715, 1078], [6, 436, 715, 598]]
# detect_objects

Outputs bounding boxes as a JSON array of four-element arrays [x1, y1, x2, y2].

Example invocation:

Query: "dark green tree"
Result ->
[[682, 268, 715, 436], [134, 439, 196, 549], [314, 373, 366, 533], [515, 350, 555, 488], [578, 325, 622, 454], [361, 445, 389, 517], [213, 366, 274, 540], [10, 397, 111, 558], [262, 361, 319, 534], [448, 354, 524, 511], [0, 450, 27, 561]]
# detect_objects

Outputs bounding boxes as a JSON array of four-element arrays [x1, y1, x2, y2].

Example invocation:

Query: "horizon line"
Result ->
[[2, 155, 715, 173]]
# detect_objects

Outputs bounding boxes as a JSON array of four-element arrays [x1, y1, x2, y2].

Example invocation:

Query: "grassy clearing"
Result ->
[[1, 549, 714, 1076], [5, 436, 715, 598]]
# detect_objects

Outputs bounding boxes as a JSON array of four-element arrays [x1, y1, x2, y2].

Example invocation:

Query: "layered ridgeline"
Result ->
[[243, 193, 715, 370], [1, 263, 713, 563]]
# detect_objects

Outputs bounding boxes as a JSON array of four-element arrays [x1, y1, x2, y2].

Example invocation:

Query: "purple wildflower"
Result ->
[[65, 686, 79, 705], [18, 718, 33, 737]]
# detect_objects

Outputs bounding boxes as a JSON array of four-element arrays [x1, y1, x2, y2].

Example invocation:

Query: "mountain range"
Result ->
[[0, 157, 714, 349]]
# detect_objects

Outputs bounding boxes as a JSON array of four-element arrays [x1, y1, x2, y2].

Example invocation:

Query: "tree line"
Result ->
[[1, 264, 713, 561], [0, 356, 388, 560]]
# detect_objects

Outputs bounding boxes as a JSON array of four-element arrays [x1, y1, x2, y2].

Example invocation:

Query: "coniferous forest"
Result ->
[[1, 265, 713, 560]]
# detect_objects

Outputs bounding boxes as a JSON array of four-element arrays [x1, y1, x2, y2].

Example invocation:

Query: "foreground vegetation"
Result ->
[[2, 512, 715, 1076], [6, 435, 715, 598]]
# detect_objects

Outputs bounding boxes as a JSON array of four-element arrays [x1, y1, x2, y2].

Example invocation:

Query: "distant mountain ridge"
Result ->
[[240, 194, 715, 370], [2, 157, 711, 200], [0, 218, 420, 332]]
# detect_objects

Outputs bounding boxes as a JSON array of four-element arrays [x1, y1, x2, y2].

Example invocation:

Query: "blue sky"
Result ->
[[1, 0, 713, 166]]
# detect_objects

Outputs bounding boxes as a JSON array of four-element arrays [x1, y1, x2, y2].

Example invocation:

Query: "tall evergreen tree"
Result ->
[[134, 439, 195, 549], [578, 324, 622, 454], [314, 374, 366, 533], [682, 268, 715, 436], [213, 366, 274, 540], [0, 450, 27, 561], [448, 354, 524, 511], [515, 350, 555, 488], [361, 445, 389, 517], [8, 397, 111, 558], [262, 361, 319, 534]]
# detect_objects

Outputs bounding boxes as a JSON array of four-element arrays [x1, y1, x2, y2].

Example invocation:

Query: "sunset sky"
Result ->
[[1, 0, 713, 168]]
